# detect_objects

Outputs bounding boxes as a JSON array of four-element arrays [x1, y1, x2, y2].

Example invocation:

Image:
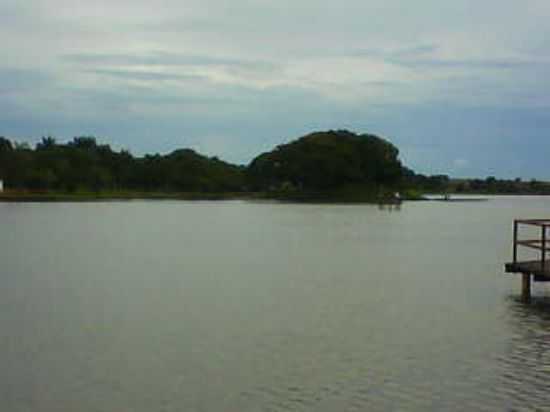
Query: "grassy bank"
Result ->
[[0, 187, 426, 203], [0, 190, 256, 202]]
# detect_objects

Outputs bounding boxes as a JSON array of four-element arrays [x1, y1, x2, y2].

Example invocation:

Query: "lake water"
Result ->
[[1, 197, 550, 411]]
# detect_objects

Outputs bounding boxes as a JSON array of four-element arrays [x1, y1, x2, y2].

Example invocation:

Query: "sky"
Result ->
[[1, 0, 549, 179]]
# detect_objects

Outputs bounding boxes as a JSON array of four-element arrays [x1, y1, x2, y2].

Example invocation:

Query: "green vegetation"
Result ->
[[402, 170, 550, 195], [0, 136, 244, 194], [449, 177, 550, 195], [247, 130, 404, 201], [0, 130, 548, 202]]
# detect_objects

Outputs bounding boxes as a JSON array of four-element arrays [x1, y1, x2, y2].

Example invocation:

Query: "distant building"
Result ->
[[0, 180, 3, 192]]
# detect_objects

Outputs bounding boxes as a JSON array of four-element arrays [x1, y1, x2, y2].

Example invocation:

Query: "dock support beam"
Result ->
[[521, 273, 531, 302]]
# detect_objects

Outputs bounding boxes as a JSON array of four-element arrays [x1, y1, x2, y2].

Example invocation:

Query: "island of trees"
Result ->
[[0, 130, 548, 201]]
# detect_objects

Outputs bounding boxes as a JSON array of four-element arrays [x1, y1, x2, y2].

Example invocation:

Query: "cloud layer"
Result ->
[[1, 0, 550, 178]]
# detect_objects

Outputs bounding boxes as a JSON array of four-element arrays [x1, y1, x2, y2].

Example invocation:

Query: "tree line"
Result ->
[[0, 131, 547, 196], [0, 136, 245, 193], [0, 131, 405, 194]]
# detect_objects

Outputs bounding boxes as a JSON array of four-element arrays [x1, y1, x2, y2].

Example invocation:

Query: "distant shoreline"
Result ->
[[0, 190, 403, 203], [0, 190, 547, 203], [0, 191, 254, 202]]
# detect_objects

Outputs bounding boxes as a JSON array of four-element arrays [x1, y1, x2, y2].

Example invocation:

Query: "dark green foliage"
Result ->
[[0, 136, 245, 193], [403, 169, 450, 192], [450, 177, 550, 194], [0, 137, 13, 152], [247, 130, 403, 192], [404, 168, 550, 195]]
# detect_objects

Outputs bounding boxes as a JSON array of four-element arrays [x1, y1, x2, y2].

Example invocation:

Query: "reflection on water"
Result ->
[[494, 297, 550, 409], [1, 197, 550, 411], [377, 202, 402, 212]]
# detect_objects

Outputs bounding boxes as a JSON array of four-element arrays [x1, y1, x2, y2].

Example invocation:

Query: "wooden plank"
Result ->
[[516, 219, 550, 227], [516, 240, 550, 251], [505, 260, 550, 280]]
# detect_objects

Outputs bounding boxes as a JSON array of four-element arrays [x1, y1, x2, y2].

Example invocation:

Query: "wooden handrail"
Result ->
[[513, 220, 518, 263], [515, 219, 550, 227], [543, 225, 547, 272], [513, 219, 549, 268], [516, 239, 550, 246]]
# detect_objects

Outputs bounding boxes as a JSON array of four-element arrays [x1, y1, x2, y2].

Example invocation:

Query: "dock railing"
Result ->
[[513, 219, 550, 271]]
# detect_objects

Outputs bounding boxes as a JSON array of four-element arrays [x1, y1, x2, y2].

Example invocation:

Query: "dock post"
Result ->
[[513, 220, 518, 263], [521, 273, 531, 302]]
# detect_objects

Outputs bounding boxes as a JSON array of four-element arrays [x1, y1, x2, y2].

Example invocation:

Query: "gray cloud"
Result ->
[[348, 45, 438, 59], [87, 69, 206, 82], [396, 57, 537, 70], [62, 52, 279, 72], [349, 45, 540, 70]]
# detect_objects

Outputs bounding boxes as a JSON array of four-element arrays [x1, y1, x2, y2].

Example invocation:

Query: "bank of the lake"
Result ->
[[0, 191, 256, 202], [0, 187, 424, 203]]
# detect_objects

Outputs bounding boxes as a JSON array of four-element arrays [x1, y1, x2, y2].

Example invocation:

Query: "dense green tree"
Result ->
[[247, 130, 403, 192], [0, 136, 245, 192], [0, 137, 13, 152], [36, 136, 57, 151]]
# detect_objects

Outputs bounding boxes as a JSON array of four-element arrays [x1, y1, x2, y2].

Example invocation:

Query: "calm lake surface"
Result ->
[[1, 197, 550, 411]]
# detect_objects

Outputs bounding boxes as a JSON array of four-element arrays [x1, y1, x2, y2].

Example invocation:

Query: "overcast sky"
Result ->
[[1, 0, 549, 178]]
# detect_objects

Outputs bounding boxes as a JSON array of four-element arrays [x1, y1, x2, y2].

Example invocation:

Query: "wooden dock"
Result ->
[[505, 219, 550, 300], [505, 260, 550, 280]]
